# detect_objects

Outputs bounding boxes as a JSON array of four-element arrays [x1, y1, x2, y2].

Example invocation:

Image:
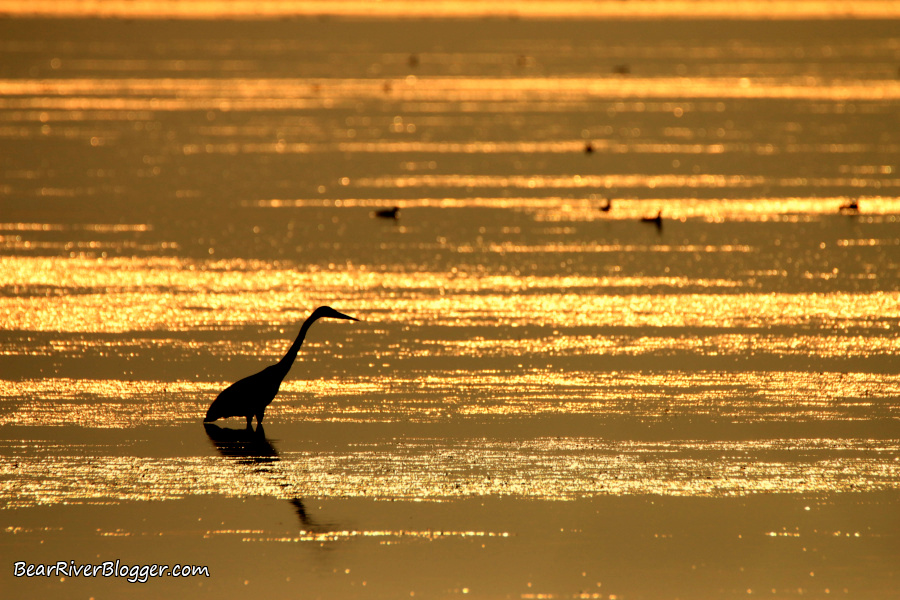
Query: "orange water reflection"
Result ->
[[2, 435, 898, 508], [3, 76, 900, 108], [2, 370, 897, 427], [2, 0, 900, 19], [4, 256, 899, 331], [1, 12, 899, 599], [252, 196, 900, 221]]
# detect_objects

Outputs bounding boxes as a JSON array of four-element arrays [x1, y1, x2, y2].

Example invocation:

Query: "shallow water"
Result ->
[[1, 10, 899, 600]]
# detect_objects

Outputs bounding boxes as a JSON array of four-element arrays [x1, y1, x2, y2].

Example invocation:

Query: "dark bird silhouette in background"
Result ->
[[613, 64, 631, 75], [839, 198, 860, 213], [584, 141, 594, 154], [373, 206, 400, 219], [204, 306, 358, 427], [641, 210, 663, 230], [599, 197, 612, 213]]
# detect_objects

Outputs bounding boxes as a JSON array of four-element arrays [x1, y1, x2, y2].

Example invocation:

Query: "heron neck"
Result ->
[[275, 313, 319, 377]]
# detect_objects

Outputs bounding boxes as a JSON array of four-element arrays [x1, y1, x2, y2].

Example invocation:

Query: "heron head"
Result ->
[[315, 306, 359, 321]]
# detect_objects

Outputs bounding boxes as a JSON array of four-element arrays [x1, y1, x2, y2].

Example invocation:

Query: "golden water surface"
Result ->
[[1, 10, 898, 600]]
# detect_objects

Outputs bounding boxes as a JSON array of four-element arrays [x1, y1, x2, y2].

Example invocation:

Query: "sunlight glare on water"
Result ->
[[3, 0, 900, 19]]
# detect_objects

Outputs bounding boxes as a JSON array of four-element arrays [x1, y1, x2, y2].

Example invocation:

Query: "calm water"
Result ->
[[1, 10, 900, 600]]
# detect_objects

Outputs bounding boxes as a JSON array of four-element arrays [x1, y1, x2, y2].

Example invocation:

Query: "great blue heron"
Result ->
[[204, 306, 358, 427]]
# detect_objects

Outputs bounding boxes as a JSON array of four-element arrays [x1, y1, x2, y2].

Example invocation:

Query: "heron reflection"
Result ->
[[204, 422, 326, 531]]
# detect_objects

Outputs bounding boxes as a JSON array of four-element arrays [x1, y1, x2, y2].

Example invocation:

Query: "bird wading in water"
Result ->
[[204, 306, 359, 427]]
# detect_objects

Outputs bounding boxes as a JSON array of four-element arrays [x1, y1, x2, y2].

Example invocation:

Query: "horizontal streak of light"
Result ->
[[183, 140, 732, 156], [0, 223, 151, 232], [1, 371, 897, 427], [2, 256, 898, 331], [2, 437, 898, 508], [0, 256, 742, 291], [251, 196, 900, 218], [33, 59, 258, 73], [1, 76, 898, 103], [183, 140, 900, 156], [207, 529, 512, 543], [351, 174, 900, 190], [421, 333, 900, 360], [1, 240, 178, 253], [4, 288, 899, 332], [837, 238, 900, 246], [2, 1, 899, 20], [5, 331, 898, 363], [451, 243, 753, 254], [194, 141, 900, 156]]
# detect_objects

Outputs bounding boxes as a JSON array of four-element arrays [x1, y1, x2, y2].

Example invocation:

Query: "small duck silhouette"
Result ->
[[838, 199, 860, 213], [641, 210, 663, 229], [373, 207, 400, 219]]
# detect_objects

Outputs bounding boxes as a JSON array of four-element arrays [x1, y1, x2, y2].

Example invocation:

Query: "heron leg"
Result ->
[[256, 410, 265, 426], [245, 415, 253, 429]]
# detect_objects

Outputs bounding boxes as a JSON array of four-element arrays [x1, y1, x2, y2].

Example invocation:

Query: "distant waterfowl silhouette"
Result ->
[[839, 198, 860, 213], [374, 206, 400, 219], [641, 210, 663, 229], [599, 197, 612, 212], [204, 306, 358, 427], [613, 64, 631, 75], [584, 141, 594, 154]]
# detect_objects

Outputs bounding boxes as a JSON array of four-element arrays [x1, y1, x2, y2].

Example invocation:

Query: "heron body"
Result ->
[[204, 306, 358, 427]]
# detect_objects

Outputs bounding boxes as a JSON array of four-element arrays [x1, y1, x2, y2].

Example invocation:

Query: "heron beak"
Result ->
[[332, 310, 359, 321]]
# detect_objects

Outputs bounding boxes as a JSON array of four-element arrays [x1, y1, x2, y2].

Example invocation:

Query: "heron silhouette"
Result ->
[[204, 306, 358, 427]]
